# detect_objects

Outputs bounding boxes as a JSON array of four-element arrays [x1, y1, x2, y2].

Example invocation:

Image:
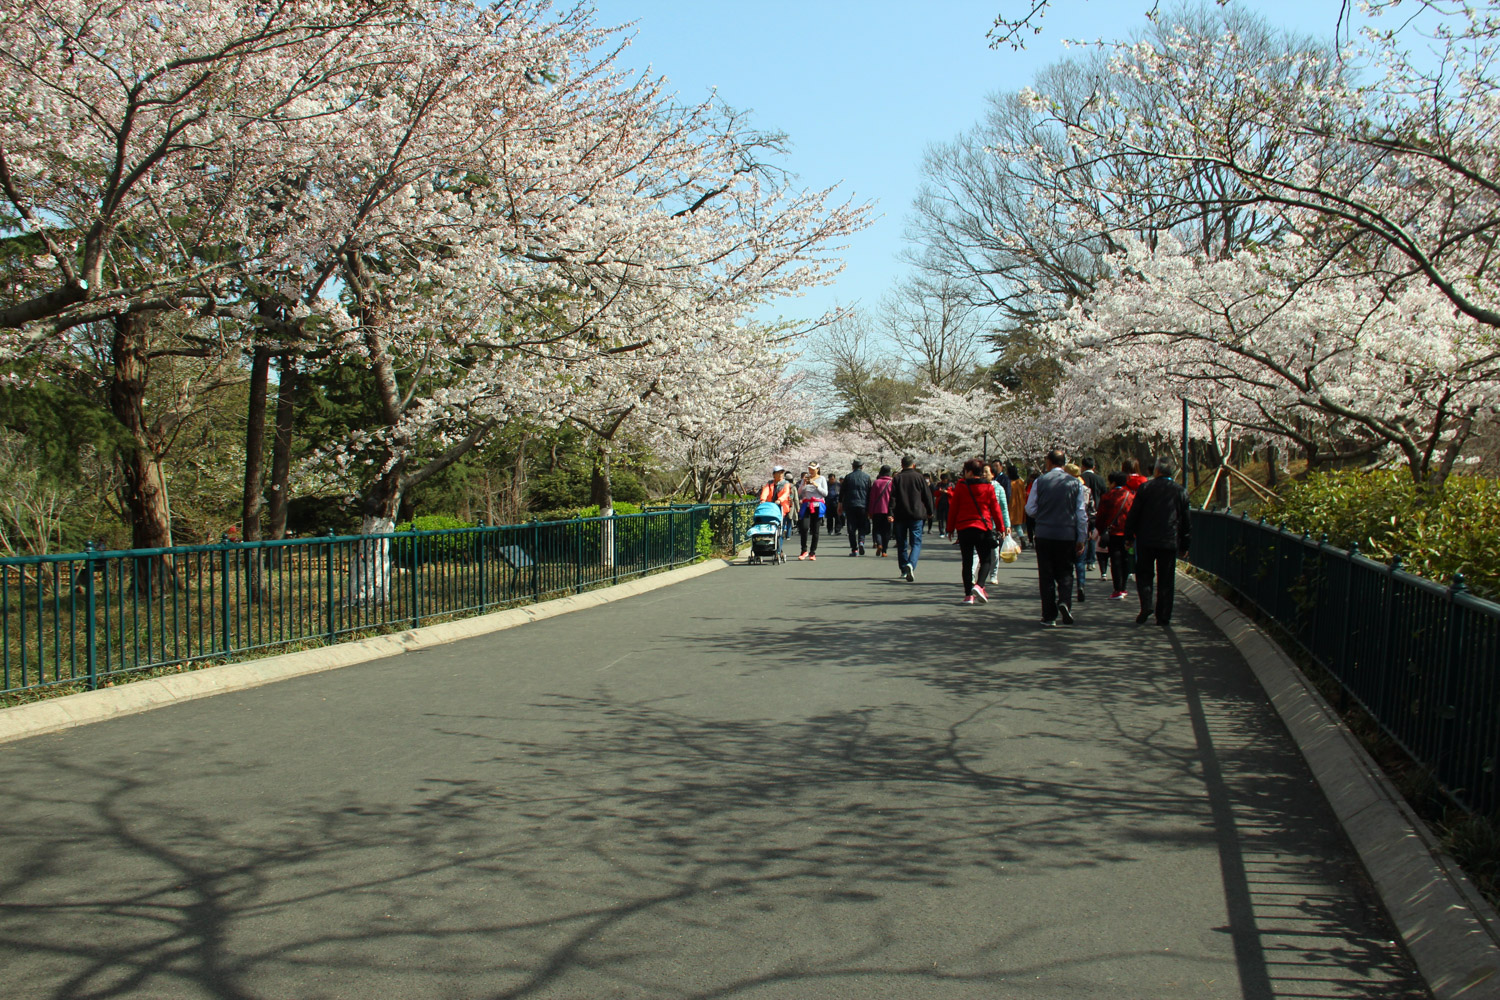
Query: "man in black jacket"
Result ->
[[1123, 458, 1191, 625], [840, 460, 873, 556], [890, 455, 935, 581]]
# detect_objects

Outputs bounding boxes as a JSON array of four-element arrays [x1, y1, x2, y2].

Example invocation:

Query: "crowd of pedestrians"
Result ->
[[756, 449, 1191, 628]]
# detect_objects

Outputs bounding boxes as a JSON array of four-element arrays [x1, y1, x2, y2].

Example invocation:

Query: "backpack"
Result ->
[[1104, 487, 1134, 536]]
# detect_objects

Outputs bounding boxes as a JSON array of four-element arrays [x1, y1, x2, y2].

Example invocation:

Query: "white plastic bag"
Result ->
[[999, 532, 1021, 563]]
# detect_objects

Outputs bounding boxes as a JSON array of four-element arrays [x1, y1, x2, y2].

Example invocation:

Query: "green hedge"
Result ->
[[393, 515, 475, 563], [1263, 471, 1500, 601]]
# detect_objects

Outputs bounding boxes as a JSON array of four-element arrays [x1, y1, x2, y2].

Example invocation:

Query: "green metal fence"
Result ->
[[1187, 508, 1500, 815], [0, 501, 756, 698]]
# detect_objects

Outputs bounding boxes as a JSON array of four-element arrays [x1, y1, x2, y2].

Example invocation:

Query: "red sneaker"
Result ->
[[809, 554, 817, 561], [972, 585, 988, 603]]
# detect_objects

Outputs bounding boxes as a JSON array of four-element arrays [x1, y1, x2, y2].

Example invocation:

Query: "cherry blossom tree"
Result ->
[[1034, 2, 1500, 333], [1042, 236, 1500, 484], [1, 1, 869, 602]]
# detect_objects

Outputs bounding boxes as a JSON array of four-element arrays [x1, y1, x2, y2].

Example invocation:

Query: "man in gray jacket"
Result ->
[[840, 460, 873, 556], [1024, 449, 1088, 626]]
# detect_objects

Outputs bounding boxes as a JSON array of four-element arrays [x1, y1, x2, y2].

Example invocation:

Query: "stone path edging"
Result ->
[[0, 557, 733, 746], [1182, 574, 1500, 1000]]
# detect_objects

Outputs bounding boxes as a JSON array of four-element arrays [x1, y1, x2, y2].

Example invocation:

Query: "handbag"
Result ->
[[963, 480, 1005, 547]]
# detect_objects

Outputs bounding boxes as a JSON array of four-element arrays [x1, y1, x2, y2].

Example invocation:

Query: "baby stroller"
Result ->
[[746, 501, 787, 565]]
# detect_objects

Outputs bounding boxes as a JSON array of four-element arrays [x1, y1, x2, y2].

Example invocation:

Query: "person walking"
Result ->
[[758, 465, 796, 526], [1006, 464, 1026, 549], [1096, 471, 1135, 599], [868, 465, 894, 558], [841, 460, 873, 555], [948, 457, 1007, 604], [1025, 450, 1088, 627], [890, 455, 935, 582], [933, 472, 952, 539], [924, 472, 937, 535], [1081, 458, 1108, 580], [1064, 463, 1096, 605], [1123, 458, 1191, 626], [1023, 471, 1040, 546], [981, 462, 1009, 585], [796, 462, 828, 560], [825, 474, 842, 535]]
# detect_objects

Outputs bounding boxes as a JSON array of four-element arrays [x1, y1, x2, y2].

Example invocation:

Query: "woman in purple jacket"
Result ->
[[868, 465, 894, 557]]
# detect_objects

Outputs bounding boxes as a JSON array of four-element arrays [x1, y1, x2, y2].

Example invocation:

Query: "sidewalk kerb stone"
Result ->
[[0, 557, 735, 746], [1182, 574, 1500, 1000]]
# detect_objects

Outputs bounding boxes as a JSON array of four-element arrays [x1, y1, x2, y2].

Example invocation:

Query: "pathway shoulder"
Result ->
[[1181, 573, 1500, 1000], [0, 557, 737, 746]]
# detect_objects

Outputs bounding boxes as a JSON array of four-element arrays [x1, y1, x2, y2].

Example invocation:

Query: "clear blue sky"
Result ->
[[587, 1, 1369, 325]]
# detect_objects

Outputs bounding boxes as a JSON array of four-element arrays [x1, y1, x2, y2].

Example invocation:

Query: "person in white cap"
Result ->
[[759, 465, 796, 526], [796, 462, 828, 560]]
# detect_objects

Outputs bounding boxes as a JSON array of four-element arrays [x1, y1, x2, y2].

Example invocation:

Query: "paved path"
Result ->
[[0, 539, 1428, 999]]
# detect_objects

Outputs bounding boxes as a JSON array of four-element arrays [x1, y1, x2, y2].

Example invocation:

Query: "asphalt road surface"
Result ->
[[0, 538, 1428, 999]]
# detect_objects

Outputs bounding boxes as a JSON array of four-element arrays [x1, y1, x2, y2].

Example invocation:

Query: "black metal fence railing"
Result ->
[[1, 501, 756, 699], [1187, 508, 1500, 815]]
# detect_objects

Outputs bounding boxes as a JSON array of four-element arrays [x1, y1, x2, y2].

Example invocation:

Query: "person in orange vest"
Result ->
[[759, 465, 797, 525]]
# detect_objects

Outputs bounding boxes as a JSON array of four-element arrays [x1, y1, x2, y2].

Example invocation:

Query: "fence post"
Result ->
[[219, 533, 231, 657], [1336, 542, 1357, 713], [669, 508, 677, 567], [325, 530, 337, 645], [477, 519, 488, 609], [610, 511, 619, 586], [531, 519, 541, 603], [84, 542, 98, 691], [410, 527, 421, 629], [1437, 574, 1469, 791], [574, 517, 584, 594]]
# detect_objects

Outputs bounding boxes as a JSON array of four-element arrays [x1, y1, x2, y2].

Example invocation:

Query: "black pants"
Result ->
[[1106, 535, 1131, 592], [958, 527, 996, 596], [1034, 538, 1076, 622], [871, 513, 892, 554], [826, 507, 842, 534], [1136, 545, 1178, 623], [798, 509, 822, 554], [845, 508, 869, 550]]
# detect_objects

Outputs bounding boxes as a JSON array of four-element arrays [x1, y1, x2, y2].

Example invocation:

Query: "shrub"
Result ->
[[393, 515, 475, 563], [1264, 471, 1500, 601]]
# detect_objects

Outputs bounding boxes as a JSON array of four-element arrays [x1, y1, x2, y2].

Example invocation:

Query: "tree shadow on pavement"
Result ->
[[0, 555, 1427, 999]]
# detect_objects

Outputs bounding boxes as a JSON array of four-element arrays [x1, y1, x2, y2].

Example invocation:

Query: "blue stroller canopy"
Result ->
[[753, 501, 784, 522]]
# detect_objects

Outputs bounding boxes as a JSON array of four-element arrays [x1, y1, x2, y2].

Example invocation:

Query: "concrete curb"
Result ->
[[0, 557, 734, 746], [1181, 574, 1500, 1000]]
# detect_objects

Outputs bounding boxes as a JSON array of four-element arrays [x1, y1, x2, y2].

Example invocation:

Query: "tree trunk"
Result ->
[[1266, 444, 1279, 488], [348, 459, 403, 605], [510, 436, 528, 523], [590, 445, 613, 513], [241, 347, 270, 541], [266, 353, 299, 541], [108, 310, 174, 593], [591, 444, 615, 568], [240, 346, 272, 601]]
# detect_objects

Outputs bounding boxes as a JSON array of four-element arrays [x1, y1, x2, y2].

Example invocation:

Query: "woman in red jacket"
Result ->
[[947, 457, 1008, 604]]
